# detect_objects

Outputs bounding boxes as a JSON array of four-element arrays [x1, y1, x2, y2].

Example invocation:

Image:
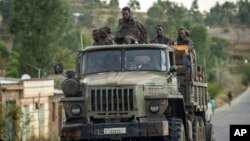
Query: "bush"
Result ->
[[0, 42, 9, 58], [208, 82, 222, 98], [230, 64, 250, 86], [239, 65, 250, 86]]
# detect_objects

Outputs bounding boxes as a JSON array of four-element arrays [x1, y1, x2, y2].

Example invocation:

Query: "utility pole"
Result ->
[[80, 28, 84, 50]]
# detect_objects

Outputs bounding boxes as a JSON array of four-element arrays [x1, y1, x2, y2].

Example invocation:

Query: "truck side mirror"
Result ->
[[169, 66, 177, 73], [54, 63, 63, 74]]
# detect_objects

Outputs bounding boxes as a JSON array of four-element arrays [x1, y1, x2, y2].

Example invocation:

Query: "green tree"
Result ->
[[0, 42, 9, 71], [60, 22, 82, 50], [0, 0, 14, 26], [78, 0, 106, 28], [190, 24, 209, 60], [87, 0, 102, 6], [0, 42, 9, 58], [237, 0, 250, 27], [205, 1, 237, 26], [58, 27, 92, 68], [190, 0, 204, 23], [5, 51, 21, 77], [205, 2, 222, 26], [191, 0, 199, 12], [78, 12, 93, 28], [9, 0, 69, 77], [128, 0, 141, 11], [206, 38, 227, 82], [109, 0, 119, 8], [221, 2, 237, 26]]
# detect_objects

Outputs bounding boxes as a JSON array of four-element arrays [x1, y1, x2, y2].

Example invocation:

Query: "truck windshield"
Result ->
[[82, 50, 122, 74], [125, 49, 166, 71], [82, 49, 166, 74]]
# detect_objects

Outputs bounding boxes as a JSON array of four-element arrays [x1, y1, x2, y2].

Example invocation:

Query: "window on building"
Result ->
[[52, 102, 56, 122]]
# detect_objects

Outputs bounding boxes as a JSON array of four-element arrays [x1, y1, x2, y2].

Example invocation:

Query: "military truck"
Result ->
[[54, 44, 214, 141]]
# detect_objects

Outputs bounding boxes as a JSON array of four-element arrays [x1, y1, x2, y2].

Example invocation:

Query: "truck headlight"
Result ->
[[149, 102, 160, 113], [71, 104, 81, 116]]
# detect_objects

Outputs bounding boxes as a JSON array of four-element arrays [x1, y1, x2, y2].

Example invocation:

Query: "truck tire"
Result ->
[[197, 117, 206, 141], [192, 118, 199, 141], [205, 123, 215, 141], [168, 118, 185, 141]]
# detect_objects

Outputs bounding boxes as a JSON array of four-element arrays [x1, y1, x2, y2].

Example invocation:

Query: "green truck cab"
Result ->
[[55, 44, 213, 141]]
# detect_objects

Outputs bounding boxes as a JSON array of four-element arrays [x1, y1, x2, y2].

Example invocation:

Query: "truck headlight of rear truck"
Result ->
[[149, 102, 160, 113], [71, 104, 81, 116]]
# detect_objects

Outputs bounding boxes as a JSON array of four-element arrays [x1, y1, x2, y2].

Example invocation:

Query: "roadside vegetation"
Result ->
[[0, 104, 30, 141]]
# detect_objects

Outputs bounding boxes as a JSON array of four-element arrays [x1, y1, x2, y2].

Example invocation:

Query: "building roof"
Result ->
[[0, 77, 20, 84]]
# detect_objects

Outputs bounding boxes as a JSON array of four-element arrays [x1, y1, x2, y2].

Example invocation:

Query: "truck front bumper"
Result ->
[[61, 120, 169, 140]]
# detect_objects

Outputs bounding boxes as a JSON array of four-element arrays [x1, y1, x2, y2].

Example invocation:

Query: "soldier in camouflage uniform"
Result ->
[[92, 26, 114, 46], [176, 28, 197, 75], [151, 25, 172, 45], [114, 7, 149, 44], [176, 27, 193, 46]]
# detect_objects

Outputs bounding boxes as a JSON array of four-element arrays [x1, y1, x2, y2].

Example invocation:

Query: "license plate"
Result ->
[[103, 127, 126, 134]]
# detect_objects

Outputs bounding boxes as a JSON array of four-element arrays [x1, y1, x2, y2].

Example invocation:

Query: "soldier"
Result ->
[[114, 7, 149, 44], [175, 28, 196, 75], [227, 91, 233, 107], [176, 27, 193, 46], [151, 25, 172, 45], [210, 97, 216, 114], [92, 26, 114, 46]]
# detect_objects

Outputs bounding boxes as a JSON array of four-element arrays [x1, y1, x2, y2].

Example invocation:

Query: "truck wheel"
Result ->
[[192, 118, 199, 141], [205, 123, 215, 141], [197, 117, 206, 141], [168, 118, 185, 141]]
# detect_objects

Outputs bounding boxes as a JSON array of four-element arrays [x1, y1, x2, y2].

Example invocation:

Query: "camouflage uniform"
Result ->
[[92, 27, 114, 46], [176, 36, 193, 46], [115, 16, 148, 44], [151, 35, 172, 45]]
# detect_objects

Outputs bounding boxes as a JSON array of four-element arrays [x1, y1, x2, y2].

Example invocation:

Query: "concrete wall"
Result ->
[[48, 95, 65, 141]]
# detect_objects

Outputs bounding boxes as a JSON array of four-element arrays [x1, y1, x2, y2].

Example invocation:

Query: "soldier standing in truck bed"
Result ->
[[151, 25, 172, 45], [176, 27, 193, 46], [114, 7, 149, 44]]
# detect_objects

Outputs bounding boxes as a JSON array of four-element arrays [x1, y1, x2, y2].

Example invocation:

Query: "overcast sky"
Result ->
[[118, 0, 239, 12]]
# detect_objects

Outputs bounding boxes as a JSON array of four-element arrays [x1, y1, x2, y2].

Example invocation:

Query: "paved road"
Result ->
[[211, 87, 250, 141]]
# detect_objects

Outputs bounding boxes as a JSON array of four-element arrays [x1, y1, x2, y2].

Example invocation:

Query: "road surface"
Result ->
[[211, 87, 250, 141]]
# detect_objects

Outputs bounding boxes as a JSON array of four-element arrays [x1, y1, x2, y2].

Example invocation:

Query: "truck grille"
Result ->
[[90, 88, 134, 113]]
